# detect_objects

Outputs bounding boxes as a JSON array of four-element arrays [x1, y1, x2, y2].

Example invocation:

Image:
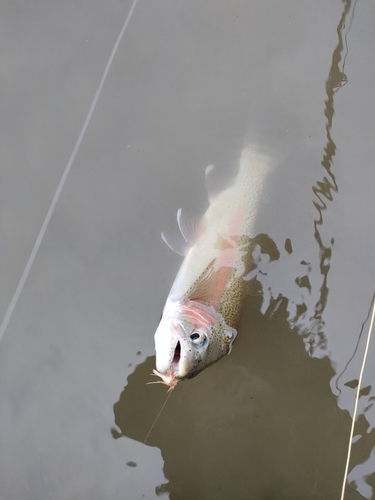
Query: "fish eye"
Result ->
[[190, 331, 206, 344]]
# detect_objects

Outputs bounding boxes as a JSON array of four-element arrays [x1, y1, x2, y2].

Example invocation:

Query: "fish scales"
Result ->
[[151, 146, 274, 390]]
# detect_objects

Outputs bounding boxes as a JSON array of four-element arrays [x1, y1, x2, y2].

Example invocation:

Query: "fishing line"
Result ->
[[111, 390, 172, 499], [340, 292, 375, 500], [0, 0, 139, 346], [143, 391, 172, 445], [335, 291, 375, 396]]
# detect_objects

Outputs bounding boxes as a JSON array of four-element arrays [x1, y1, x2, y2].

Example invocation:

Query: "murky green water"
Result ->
[[0, 0, 374, 498]]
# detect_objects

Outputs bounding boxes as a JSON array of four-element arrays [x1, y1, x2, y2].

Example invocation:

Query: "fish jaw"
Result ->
[[154, 314, 192, 380], [154, 300, 237, 381], [154, 318, 179, 374]]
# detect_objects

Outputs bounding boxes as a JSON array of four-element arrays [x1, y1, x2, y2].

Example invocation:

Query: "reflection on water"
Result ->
[[334, 295, 375, 499], [316, 0, 374, 497], [113, 287, 361, 499], [308, 0, 353, 357], [257, 0, 375, 497], [112, 0, 375, 497], [0, 0, 373, 497]]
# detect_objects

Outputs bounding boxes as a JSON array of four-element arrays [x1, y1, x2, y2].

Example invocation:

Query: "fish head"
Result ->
[[154, 300, 237, 383]]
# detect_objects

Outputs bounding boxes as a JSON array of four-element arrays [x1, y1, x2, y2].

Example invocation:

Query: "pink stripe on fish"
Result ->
[[208, 204, 246, 308]]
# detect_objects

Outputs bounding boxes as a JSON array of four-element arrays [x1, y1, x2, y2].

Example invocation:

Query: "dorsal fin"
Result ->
[[177, 208, 205, 246], [161, 230, 189, 256]]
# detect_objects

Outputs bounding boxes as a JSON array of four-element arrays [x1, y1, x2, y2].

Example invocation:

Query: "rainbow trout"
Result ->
[[151, 146, 273, 390]]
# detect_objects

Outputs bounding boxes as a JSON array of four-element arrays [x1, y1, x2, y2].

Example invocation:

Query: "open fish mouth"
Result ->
[[149, 340, 182, 391], [154, 317, 185, 375], [171, 341, 181, 372]]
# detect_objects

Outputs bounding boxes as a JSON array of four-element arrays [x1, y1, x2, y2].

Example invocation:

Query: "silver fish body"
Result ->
[[153, 146, 273, 389]]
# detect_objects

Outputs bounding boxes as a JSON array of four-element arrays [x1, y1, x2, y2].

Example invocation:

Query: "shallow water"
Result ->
[[0, 0, 374, 499]]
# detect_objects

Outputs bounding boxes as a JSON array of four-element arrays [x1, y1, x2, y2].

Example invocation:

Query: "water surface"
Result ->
[[0, 0, 374, 498]]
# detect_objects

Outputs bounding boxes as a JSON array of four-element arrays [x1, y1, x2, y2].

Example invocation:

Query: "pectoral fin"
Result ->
[[186, 259, 233, 307], [177, 208, 205, 246], [161, 230, 189, 256], [162, 208, 205, 255]]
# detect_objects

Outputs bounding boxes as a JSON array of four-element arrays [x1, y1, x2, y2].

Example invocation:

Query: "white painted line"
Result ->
[[0, 0, 139, 345]]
